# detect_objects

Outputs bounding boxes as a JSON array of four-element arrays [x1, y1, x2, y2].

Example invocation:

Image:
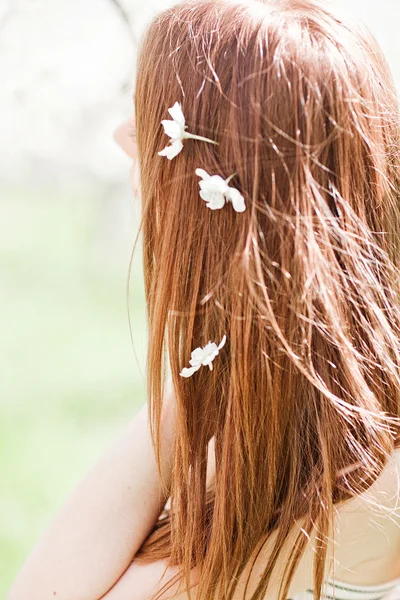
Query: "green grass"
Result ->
[[0, 186, 147, 596]]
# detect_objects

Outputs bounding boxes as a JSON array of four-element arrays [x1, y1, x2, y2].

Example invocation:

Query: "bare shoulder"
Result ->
[[339, 448, 400, 513], [101, 450, 400, 600], [99, 558, 186, 600], [330, 449, 400, 582]]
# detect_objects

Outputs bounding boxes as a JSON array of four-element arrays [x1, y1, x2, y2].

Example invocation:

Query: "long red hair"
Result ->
[[133, 1, 400, 598]]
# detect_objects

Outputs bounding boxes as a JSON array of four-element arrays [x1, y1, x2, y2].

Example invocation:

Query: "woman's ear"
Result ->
[[113, 119, 137, 159]]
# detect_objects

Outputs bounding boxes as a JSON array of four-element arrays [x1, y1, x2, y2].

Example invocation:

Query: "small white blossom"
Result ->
[[180, 335, 227, 378], [195, 169, 246, 212], [158, 102, 218, 160], [158, 102, 186, 160]]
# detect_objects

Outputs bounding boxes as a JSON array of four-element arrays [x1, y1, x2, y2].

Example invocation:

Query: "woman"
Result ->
[[7, 0, 400, 598]]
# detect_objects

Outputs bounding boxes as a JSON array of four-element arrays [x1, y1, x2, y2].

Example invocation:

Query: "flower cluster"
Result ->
[[180, 335, 226, 378], [158, 102, 241, 376], [158, 102, 218, 160], [196, 169, 246, 212], [159, 102, 246, 214]]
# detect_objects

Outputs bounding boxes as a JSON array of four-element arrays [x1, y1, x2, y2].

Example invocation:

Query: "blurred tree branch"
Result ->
[[107, 0, 137, 93], [0, 2, 16, 33], [1, 0, 137, 96], [108, 0, 137, 45]]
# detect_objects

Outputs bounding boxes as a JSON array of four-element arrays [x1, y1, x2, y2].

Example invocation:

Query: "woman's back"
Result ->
[[288, 448, 400, 597], [209, 444, 400, 593], [322, 450, 400, 584], [131, 448, 400, 599]]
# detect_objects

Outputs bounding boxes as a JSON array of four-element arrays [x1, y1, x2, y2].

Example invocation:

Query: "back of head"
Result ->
[[134, 1, 400, 598]]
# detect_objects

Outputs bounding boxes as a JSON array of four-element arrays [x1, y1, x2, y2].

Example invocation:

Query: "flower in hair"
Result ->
[[195, 169, 246, 212], [158, 102, 218, 160], [180, 335, 227, 378]]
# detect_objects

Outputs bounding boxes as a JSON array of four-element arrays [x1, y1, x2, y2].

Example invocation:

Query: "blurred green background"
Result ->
[[1, 184, 147, 594], [1, 0, 400, 596], [0, 0, 153, 593]]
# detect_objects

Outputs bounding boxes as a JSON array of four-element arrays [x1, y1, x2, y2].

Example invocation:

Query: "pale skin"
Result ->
[[6, 376, 176, 600], [7, 120, 400, 600]]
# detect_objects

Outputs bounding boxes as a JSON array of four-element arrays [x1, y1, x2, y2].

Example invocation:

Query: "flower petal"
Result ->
[[200, 190, 226, 209], [202, 351, 218, 367], [180, 364, 201, 378], [203, 341, 218, 356], [168, 102, 185, 128], [206, 201, 224, 210], [190, 347, 206, 362], [218, 334, 227, 350], [161, 119, 182, 140], [227, 188, 246, 212], [158, 139, 183, 160], [195, 168, 211, 180], [200, 175, 229, 194], [189, 356, 203, 367]]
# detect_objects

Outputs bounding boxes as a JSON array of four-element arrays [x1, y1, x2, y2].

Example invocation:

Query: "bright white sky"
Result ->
[[0, 0, 399, 188]]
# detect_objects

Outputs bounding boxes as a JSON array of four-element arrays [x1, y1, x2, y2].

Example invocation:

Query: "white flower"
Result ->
[[180, 335, 227, 378], [195, 169, 246, 212], [158, 102, 218, 160], [158, 102, 186, 160]]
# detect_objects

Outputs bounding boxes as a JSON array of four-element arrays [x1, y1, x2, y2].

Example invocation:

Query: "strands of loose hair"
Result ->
[[131, 1, 400, 598]]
